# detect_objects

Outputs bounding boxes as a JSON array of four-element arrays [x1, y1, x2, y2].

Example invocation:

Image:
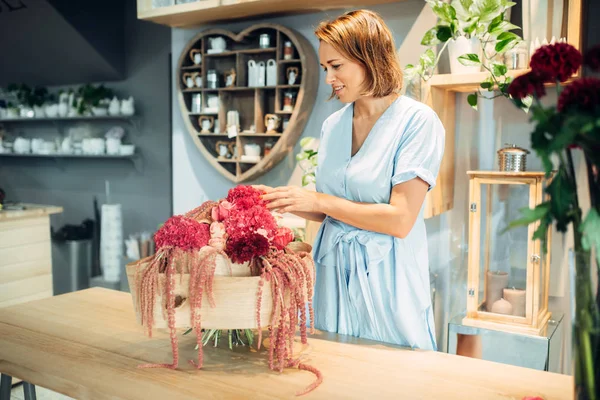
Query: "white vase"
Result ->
[[447, 36, 482, 74]]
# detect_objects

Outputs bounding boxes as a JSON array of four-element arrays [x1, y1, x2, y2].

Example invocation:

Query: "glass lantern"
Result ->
[[463, 171, 552, 335]]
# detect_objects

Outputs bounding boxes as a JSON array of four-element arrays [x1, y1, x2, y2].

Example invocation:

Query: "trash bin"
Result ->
[[66, 239, 92, 291], [51, 219, 95, 295]]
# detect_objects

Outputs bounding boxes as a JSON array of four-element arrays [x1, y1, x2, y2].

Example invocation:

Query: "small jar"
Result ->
[[264, 141, 274, 156], [259, 33, 271, 49], [206, 69, 218, 89], [504, 44, 528, 70], [283, 41, 294, 60], [282, 91, 295, 112]]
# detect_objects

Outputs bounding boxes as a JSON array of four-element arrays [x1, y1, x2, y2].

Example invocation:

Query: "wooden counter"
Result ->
[[0, 288, 573, 399], [0, 204, 62, 308]]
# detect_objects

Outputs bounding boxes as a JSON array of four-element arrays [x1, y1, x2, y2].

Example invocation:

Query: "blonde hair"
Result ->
[[315, 9, 403, 99]]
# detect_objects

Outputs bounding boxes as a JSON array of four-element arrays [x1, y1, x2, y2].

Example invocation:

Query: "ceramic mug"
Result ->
[[189, 49, 202, 64], [182, 72, 196, 88], [198, 116, 214, 133]]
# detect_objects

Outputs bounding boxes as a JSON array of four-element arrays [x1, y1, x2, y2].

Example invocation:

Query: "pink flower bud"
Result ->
[[211, 200, 233, 221]]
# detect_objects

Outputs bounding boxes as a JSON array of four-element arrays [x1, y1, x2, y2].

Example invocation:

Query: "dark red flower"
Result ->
[[154, 215, 210, 251], [226, 185, 265, 209], [508, 70, 549, 99], [557, 77, 600, 113], [530, 43, 582, 82], [226, 232, 270, 263], [584, 44, 600, 72]]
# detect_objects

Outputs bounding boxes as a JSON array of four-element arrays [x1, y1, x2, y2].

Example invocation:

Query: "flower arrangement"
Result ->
[[129, 185, 321, 396], [507, 43, 600, 400]]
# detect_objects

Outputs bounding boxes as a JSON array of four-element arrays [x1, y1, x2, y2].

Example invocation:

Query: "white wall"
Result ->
[[171, 0, 574, 367]]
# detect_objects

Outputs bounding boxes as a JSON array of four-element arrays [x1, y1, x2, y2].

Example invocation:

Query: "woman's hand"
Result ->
[[254, 185, 321, 214]]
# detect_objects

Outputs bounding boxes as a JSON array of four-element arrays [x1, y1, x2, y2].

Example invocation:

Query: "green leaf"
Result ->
[[547, 167, 577, 232], [472, 0, 504, 23], [487, 13, 504, 33], [480, 81, 493, 89], [436, 25, 453, 42], [580, 209, 600, 253], [489, 21, 521, 37], [421, 27, 441, 46], [427, 0, 456, 23], [467, 93, 478, 110], [507, 202, 551, 230], [497, 31, 520, 41], [299, 137, 315, 148], [521, 95, 533, 113], [458, 53, 481, 66], [495, 36, 519, 53], [421, 49, 436, 68], [491, 63, 508, 77]]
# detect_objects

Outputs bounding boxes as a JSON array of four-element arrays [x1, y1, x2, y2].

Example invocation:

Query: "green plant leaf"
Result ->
[[580, 208, 600, 253], [436, 25, 453, 42], [427, 0, 456, 23], [507, 202, 550, 230], [421, 27, 441, 46], [547, 167, 578, 233], [299, 137, 314, 148], [480, 81, 493, 89], [421, 49, 436, 68], [487, 13, 503, 33], [489, 21, 521, 37], [495, 37, 519, 53], [491, 62, 508, 77], [458, 53, 481, 66], [467, 93, 478, 110]]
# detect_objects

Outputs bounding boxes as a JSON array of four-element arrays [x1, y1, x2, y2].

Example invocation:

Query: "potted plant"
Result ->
[[507, 42, 600, 400], [75, 84, 114, 116], [405, 0, 525, 110]]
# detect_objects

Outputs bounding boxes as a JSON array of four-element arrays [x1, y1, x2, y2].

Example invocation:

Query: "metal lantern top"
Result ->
[[463, 171, 552, 336], [497, 144, 530, 172]]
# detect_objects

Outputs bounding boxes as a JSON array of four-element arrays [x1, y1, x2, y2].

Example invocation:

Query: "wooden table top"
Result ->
[[0, 288, 573, 400]]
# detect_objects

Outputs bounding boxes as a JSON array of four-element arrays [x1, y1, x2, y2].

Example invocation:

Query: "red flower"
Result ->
[[226, 185, 265, 210], [508, 70, 549, 99], [226, 232, 270, 263], [557, 77, 600, 113], [154, 215, 210, 251], [211, 200, 233, 221], [584, 44, 600, 72], [273, 227, 295, 249], [530, 43, 582, 82]]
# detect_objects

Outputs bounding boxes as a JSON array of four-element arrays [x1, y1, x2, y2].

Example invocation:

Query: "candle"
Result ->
[[485, 271, 509, 312], [491, 298, 513, 315], [503, 287, 526, 317]]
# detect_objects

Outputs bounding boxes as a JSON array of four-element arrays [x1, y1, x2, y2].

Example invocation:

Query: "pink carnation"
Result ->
[[273, 227, 295, 249], [226, 185, 265, 210], [224, 204, 278, 240], [154, 215, 210, 251]]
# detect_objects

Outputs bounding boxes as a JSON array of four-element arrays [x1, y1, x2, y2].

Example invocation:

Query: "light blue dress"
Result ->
[[312, 95, 445, 350]]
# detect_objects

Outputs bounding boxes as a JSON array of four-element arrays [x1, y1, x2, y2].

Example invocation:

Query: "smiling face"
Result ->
[[319, 41, 366, 103]]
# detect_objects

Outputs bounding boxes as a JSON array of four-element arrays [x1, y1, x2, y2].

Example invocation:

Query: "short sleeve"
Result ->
[[391, 107, 445, 192]]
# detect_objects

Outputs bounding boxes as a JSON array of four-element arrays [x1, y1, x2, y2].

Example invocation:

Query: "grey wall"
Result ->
[[0, 0, 172, 286]]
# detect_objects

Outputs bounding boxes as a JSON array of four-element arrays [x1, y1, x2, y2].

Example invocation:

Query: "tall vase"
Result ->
[[569, 246, 600, 400], [447, 36, 482, 74]]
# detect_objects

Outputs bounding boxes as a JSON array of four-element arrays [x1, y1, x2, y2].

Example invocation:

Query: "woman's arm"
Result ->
[[260, 178, 429, 239]]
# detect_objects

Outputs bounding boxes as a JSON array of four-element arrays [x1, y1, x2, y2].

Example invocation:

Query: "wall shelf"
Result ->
[[0, 152, 143, 172], [177, 23, 318, 183], [137, 0, 404, 28]]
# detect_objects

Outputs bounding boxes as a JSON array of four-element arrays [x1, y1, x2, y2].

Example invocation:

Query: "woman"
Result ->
[[258, 9, 444, 350]]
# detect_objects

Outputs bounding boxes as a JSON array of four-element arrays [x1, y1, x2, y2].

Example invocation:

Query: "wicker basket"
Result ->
[[126, 245, 312, 330]]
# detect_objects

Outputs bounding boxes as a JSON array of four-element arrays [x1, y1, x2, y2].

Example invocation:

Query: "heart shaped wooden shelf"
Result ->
[[177, 23, 318, 182]]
